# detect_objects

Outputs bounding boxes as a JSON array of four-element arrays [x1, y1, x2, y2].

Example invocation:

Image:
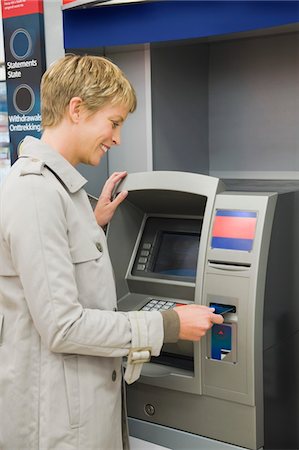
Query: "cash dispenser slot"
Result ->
[[151, 351, 194, 372], [208, 260, 251, 271]]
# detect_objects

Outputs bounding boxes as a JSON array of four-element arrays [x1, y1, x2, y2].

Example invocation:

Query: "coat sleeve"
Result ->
[[1, 173, 164, 369]]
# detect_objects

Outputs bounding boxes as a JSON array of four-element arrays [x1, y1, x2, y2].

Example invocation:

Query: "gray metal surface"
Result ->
[[209, 32, 299, 175], [105, 46, 153, 174], [150, 31, 299, 180], [129, 418, 252, 450], [151, 43, 209, 174]]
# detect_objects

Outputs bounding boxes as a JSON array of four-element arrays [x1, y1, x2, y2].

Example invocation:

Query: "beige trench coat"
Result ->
[[0, 136, 163, 450]]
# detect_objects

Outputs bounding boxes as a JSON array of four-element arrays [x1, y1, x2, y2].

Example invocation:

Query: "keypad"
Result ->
[[140, 298, 177, 311]]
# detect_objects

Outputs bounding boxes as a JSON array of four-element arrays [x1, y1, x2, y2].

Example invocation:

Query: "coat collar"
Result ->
[[20, 136, 87, 194]]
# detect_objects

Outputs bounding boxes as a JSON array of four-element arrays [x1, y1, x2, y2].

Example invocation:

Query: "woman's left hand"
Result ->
[[94, 171, 128, 228]]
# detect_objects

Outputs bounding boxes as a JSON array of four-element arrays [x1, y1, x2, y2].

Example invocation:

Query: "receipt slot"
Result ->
[[107, 172, 299, 450], [211, 324, 232, 360]]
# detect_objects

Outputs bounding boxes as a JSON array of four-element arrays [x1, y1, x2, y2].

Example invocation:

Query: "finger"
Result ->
[[110, 190, 128, 209], [198, 304, 213, 311], [211, 313, 224, 324], [108, 171, 127, 182], [102, 172, 127, 197]]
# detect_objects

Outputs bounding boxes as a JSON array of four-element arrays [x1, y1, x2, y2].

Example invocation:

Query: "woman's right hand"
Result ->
[[173, 304, 224, 341]]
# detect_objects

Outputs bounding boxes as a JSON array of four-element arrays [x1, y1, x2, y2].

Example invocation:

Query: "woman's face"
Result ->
[[74, 102, 129, 166]]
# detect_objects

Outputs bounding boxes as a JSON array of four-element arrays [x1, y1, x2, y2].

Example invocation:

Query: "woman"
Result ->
[[0, 54, 223, 449]]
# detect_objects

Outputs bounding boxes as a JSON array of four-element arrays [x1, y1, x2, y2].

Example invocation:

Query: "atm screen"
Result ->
[[153, 232, 200, 278], [131, 216, 202, 282]]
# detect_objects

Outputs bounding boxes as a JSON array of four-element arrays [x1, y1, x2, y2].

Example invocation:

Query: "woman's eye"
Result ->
[[112, 121, 119, 129]]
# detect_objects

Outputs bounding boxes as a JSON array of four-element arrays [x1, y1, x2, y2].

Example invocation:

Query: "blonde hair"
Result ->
[[41, 54, 137, 128]]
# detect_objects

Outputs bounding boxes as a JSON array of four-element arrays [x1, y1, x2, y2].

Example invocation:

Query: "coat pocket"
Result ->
[[0, 313, 3, 346], [63, 355, 80, 428], [70, 241, 103, 264]]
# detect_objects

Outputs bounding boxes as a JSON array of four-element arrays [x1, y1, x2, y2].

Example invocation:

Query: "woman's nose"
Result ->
[[112, 129, 121, 145]]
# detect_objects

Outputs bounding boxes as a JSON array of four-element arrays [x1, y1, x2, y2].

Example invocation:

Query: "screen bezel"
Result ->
[[129, 214, 203, 284]]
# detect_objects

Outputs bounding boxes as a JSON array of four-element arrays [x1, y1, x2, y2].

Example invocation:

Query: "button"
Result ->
[[137, 264, 146, 270], [112, 370, 117, 382], [142, 243, 151, 250], [96, 242, 103, 252], [144, 404, 155, 416], [140, 250, 150, 257], [138, 257, 147, 264]]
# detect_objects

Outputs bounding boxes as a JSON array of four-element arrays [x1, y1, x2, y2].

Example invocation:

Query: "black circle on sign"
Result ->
[[13, 84, 35, 114]]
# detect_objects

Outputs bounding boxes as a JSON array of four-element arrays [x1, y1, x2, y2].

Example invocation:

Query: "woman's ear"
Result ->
[[69, 97, 83, 124]]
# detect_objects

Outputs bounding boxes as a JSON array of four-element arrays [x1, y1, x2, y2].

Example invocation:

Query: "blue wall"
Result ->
[[63, 1, 299, 49]]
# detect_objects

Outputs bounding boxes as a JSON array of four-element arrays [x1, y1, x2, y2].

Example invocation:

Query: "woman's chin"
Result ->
[[89, 153, 103, 166]]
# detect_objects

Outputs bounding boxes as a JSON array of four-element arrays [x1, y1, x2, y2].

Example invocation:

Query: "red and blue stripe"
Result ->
[[211, 210, 257, 251]]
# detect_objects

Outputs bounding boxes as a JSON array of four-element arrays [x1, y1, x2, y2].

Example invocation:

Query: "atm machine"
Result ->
[[106, 171, 299, 450]]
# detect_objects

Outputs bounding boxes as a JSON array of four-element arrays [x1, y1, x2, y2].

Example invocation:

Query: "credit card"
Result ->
[[210, 303, 235, 315]]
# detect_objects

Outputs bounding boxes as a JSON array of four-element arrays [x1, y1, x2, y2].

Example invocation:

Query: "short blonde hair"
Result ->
[[41, 54, 137, 128]]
